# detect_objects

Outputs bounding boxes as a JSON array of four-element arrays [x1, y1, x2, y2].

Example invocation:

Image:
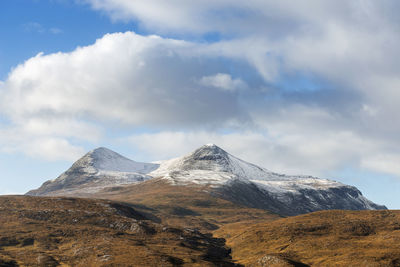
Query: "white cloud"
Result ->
[[199, 73, 246, 91], [0, 32, 254, 160], [83, 0, 400, 95], [2, 1, 400, 181], [2, 29, 400, 178], [23, 138, 85, 161], [361, 154, 400, 176], [1, 32, 246, 128], [83, 0, 357, 35], [0, 128, 85, 162]]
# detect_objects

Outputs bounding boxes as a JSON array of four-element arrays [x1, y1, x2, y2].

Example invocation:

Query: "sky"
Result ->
[[0, 0, 400, 208]]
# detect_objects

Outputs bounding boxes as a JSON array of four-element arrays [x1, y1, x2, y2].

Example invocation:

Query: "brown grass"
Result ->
[[5, 180, 400, 266], [214, 209, 400, 266], [0, 195, 236, 266], [93, 179, 281, 232]]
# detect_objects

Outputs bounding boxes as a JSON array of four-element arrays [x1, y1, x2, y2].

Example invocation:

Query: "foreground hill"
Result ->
[[93, 179, 282, 232], [27, 145, 386, 216], [1, 196, 399, 266], [215, 209, 400, 267], [0, 196, 236, 267]]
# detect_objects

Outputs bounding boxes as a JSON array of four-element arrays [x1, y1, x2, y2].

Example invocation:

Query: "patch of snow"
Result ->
[[89, 147, 159, 173], [150, 144, 344, 192], [161, 170, 237, 186], [147, 144, 375, 210], [251, 178, 344, 195]]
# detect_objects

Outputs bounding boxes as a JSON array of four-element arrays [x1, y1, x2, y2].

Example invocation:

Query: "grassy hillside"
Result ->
[[0, 196, 236, 267], [6, 180, 400, 266], [215, 210, 400, 266], [94, 179, 281, 232]]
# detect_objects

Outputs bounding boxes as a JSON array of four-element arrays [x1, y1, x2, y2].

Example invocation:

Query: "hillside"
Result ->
[[0, 196, 236, 267], [93, 178, 282, 232], [215, 209, 400, 266], [2, 195, 399, 266]]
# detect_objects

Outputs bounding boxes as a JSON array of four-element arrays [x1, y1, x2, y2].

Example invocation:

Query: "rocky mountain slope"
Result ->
[[149, 144, 386, 215], [27, 147, 159, 196], [27, 144, 386, 216]]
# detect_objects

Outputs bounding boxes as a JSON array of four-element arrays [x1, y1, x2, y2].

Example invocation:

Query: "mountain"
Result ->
[[149, 144, 386, 215], [22, 145, 394, 266], [27, 147, 159, 196], [27, 144, 386, 216]]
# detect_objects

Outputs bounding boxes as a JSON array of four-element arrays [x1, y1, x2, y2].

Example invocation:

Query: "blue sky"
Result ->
[[1, 0, 400, 209], [0, 0, 141, 79]]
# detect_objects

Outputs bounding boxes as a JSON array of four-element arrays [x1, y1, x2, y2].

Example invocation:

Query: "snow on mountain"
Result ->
[[150, 144, 340, 188], [150, 144, 386, 214], [26, 144, 386, 215], [27, 147, 159, 196], [89, 147, 157, 173]]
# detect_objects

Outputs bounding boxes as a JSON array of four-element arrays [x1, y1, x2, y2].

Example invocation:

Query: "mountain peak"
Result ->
[[26, 147, 159, 196], [205, 143, 217, 147], [151, 144, 269, 180], [190, 144, 229, 162], [90, 146, 113, 153], [83, 147, 159, 173], [88, 147, 122, 158]]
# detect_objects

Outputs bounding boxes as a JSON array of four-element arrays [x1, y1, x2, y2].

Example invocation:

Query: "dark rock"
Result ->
[[0, 259, 18, 267], [214, 179, 386, 216]]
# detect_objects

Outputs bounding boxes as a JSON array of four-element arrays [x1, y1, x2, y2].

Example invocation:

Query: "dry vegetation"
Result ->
[[94, 179, 281, 232], [0, 196, 236, 266], [77, 179, 400, 266], [215, 210, 400, 266], [2, 181, 400, 266]]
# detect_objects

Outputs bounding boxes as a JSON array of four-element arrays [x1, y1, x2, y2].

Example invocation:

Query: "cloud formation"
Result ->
[[1, 1, 400, 179], [0, 32, 253, 160], [199, 73, 246, 92], [1, 33, 249, 127]]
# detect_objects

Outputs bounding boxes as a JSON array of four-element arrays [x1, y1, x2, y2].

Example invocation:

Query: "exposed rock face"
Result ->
[[27, 147, 159, 196], [214, 179, 386, 216]]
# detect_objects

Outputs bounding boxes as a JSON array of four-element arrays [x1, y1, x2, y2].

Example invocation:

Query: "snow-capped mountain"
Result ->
[[151, 143, 337, 186], [150, 144, 386, 215], [27, 147, 159, 196], [27, 145, 386, 215]]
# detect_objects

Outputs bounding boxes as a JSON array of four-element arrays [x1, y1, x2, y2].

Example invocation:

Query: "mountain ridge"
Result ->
[[26, 144, 387, 215]]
